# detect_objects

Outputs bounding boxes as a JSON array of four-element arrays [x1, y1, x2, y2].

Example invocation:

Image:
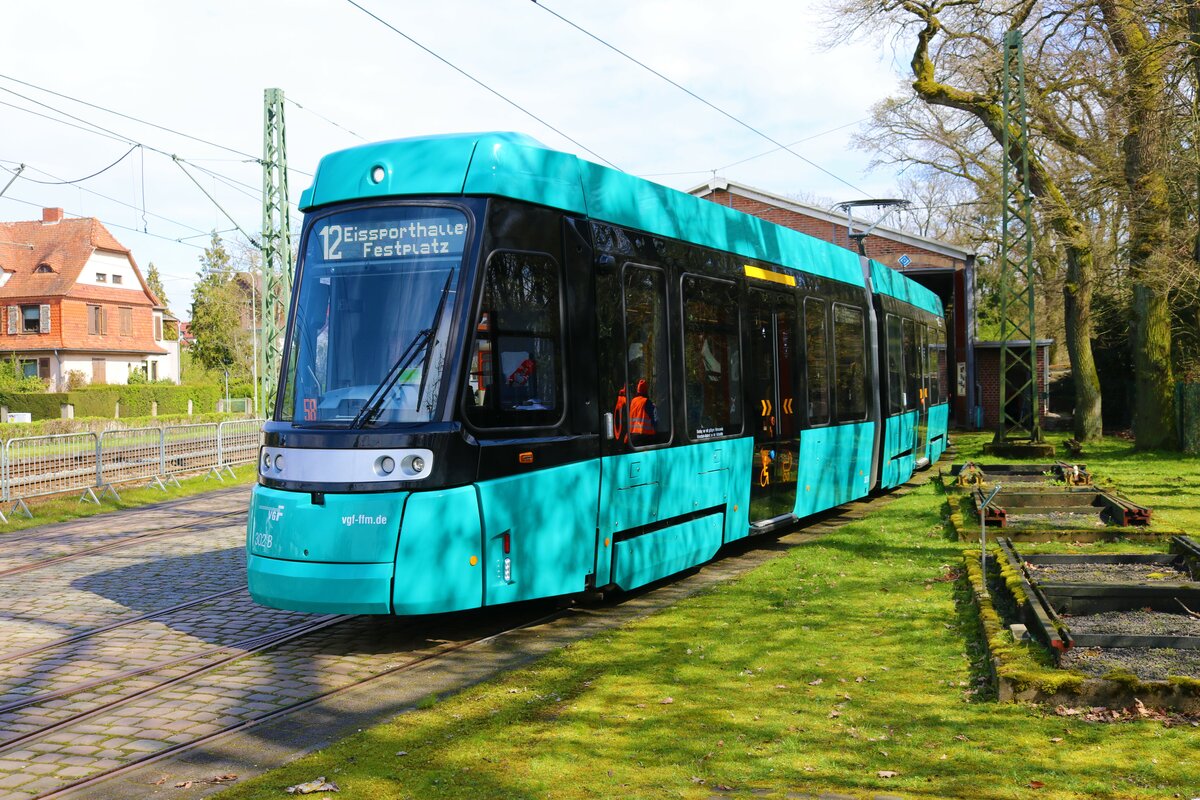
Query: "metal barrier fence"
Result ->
[[0, 419, 264, 522]]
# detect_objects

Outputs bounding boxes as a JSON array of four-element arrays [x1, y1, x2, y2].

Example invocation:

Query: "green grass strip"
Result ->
[[218, 432, 1200, 800]]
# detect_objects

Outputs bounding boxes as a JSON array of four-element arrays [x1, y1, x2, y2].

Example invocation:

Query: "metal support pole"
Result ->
[[979, 484, 1003, 576]]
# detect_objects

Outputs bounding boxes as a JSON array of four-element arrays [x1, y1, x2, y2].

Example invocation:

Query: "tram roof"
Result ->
[[301, 132, 938, 294], [868, 260, 943, 317]]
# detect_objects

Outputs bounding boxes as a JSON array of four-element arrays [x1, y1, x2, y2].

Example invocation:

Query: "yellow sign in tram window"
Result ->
[[743, 265, 797, 287]]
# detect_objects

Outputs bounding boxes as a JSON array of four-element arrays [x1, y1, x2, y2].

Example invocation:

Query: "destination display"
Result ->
[[315, 216, 467, 261]]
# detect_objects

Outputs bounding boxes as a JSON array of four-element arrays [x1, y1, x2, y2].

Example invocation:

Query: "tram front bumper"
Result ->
[[247, 554, 394, 615]]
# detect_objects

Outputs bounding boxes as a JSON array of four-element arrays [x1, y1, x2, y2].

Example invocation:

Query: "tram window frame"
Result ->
[[681, 273, 742, 441], [803, 296, 830, 426], [902, 317, 920, 412], [463, 249, 567, 431], [832, 302, 868, 423], [619, 263, 673, 449], [927, 323, 941, 406], [936, 326, 948, 405], [886, 313, 904, 414]]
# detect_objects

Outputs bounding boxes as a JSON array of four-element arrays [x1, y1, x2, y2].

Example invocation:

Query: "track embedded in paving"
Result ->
[[0, 487, 251, 578], [0, 462, 945, 800]]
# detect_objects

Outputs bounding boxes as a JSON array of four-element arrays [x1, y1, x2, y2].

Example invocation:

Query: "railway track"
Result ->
[[34, 606, 571, 800], [0, 494, 249, 579], [0, 460, 947, 800]]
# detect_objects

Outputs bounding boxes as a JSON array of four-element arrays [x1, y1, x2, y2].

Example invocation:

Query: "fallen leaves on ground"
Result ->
[[174, 774, 237, 789], [286, 777, 340, 794]]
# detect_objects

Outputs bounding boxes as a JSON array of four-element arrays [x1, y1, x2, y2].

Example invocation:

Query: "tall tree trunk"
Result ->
[[1100, 0, 1177, 448], [1063, 242, 1103, 441]]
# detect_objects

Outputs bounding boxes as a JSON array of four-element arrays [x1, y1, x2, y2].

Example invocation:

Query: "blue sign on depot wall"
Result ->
[[898, 254, 912, 268]]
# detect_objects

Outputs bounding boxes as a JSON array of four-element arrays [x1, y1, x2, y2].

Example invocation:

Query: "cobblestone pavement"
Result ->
[[0, 487, 250, 575], [0, 464, 945, 800]]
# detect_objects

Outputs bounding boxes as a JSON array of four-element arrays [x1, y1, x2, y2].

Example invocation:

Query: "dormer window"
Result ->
[[96, 273, 107, 283], [35, 263, 53, 274]]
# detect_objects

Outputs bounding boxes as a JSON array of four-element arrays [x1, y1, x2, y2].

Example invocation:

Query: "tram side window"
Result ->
[[832, 303, 867, 422], [621, 265, 671, 447], [465, 251, 563, 428], [803, 297, 829, 425], [683, 276, 742, 439], [936, 328, 948, 405], [902, 317, 920, 411], [927, 325, 941, 406], [886, 314, 903, 414]]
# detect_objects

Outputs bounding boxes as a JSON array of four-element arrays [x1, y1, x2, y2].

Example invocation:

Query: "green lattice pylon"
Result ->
[[260, 88, 294, 419], [995, 30, 1044, 444]]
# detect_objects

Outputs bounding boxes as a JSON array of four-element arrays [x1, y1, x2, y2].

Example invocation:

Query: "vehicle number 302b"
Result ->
[[252, 532, 274, 550]]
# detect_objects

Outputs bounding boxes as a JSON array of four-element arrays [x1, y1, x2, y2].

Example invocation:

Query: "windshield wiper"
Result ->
[[348, 271, 455, 429]]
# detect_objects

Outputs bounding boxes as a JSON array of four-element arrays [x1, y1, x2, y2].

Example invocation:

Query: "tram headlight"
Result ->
[[274, 454, 284, 472], [261, 451, 271, 471], [374, 455, 396, 476], [401, 454, 426, 477], [370, 165, 386, 184]]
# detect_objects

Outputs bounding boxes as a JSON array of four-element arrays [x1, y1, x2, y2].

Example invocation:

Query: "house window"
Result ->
[[96, 273, 107, 283], [35, 264, 53, 274], [92, 358, 107, 384], [119, 307, 132, 337], [22, 305, 40, 333], [88, 305, 107, 335], [149, 360, 158, 381], [112, 274, 123, 285], [21, 358, 50, 381], [154, 314, 163, 341]]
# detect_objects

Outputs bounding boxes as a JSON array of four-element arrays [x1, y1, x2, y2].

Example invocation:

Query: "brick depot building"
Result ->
[[691, 178, 978, 426]]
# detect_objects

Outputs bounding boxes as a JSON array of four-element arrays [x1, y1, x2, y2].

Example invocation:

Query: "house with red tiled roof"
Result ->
[[0, 208, 179, 387]]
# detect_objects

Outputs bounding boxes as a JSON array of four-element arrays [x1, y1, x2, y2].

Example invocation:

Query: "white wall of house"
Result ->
[[78, 251, 142, 291], [58, 353, 160, 386], [156, 339, 180, 383]]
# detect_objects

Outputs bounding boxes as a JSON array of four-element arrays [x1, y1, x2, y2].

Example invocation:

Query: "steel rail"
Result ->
[[0, 508, 245, 578], [0, 611, 331, 717], [35, 606, 572, 800], [0, 614, 347, 755], [0, 585, 246, 664]]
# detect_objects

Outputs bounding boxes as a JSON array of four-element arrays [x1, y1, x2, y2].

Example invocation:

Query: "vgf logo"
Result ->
[[266, 505, 285, 522]]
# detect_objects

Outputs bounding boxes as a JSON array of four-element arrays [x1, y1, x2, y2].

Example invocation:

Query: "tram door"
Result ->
[[915, 324, 930, 461], [903, 317, 929, 463], [748, 289, 799, 525]]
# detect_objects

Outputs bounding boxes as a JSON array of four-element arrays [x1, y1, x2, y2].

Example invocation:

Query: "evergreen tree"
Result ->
[[146, 262, 168, 309], [188, 233, 255, 382]]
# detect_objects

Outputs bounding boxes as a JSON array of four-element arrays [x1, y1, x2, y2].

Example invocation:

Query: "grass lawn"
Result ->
[[221, 432, 1199, 800], [0, 463, 255, 534]]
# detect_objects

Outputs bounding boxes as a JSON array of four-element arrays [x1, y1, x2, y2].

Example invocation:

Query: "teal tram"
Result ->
[[247, 132, 949, 616]]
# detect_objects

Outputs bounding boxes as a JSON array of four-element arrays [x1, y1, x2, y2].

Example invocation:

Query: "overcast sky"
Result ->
[[0, 0, 911, 317]]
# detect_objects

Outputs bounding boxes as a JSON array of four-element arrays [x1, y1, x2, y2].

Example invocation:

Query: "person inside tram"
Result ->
[[628, 378, 658, 444]]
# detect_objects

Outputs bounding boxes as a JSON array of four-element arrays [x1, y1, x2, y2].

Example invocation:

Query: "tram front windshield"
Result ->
[[283, 205, 469, 426]]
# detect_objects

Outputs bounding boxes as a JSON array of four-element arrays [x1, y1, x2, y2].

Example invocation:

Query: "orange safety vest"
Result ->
[[613, 389, 627, 440], [628, 395, 655, 436]]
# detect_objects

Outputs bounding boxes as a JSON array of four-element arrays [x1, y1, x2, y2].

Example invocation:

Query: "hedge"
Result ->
[[0, 392, 68, 420], [0, 384, 226, 420]]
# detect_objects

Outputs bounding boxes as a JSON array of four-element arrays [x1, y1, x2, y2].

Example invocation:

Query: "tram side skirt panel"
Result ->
[[478, 460, 601, 606], [927, 403, 950, 462], [392, 486, 484, 615], [601, 441, 737, 590], [880, 410, 918, 489], [794, 421, 875, 518]]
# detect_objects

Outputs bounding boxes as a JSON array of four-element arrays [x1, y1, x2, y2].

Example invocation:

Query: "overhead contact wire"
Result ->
[[530, 0, 866, 194], [343, 0, 621, 170]]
